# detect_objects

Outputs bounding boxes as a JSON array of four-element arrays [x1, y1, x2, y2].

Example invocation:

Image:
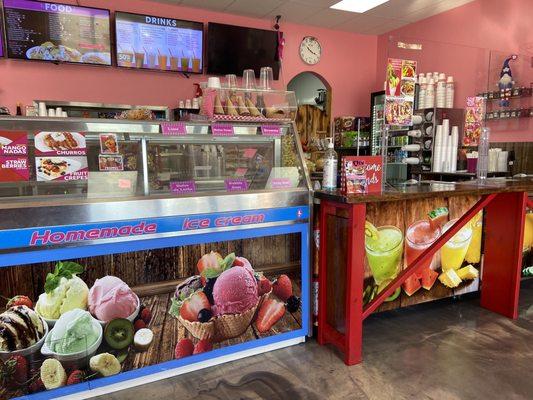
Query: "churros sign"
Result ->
[[29, 222, 157, 246]]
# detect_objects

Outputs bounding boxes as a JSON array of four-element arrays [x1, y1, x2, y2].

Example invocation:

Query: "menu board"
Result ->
[[115, 11, 203, 73], [3, 0, 111, 65]]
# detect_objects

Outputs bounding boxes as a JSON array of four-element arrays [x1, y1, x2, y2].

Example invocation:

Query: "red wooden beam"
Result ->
[[362, 193, 497, 319], [526, 198, 533, 209]]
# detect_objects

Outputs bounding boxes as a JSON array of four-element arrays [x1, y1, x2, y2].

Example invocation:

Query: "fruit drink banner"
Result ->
[[385, 58, 416, 127], [364, 195, 483, 311]]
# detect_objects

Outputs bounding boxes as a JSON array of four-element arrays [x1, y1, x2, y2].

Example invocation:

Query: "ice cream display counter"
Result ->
[[316, 178, 533, 365], [0, 116, 311, 399]]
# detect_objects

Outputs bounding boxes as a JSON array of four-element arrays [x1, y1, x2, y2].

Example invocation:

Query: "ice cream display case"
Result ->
[[0, 116, 311, 399]]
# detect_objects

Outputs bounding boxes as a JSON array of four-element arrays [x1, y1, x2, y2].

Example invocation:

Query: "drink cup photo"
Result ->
[[134, 51, 145, 68], [441, 219, 473, 271], [181, 57, 190, 72], [170, 56, 179, 71], [405, 220, 440, 271], [365, 225, 404, 286], [192, 58, 201, 73], [148, 53, 157, 68], [158, 54, 168, 70]]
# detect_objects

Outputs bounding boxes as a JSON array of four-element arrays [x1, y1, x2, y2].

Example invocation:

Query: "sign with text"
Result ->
[[170, 180, 196, 194], [161, 122, 187, 136], [225, 178, 248, 191], [341, 156, 382, 194], [261, 125, 281, 136], [212, 123, 234, 136], [0, 132, 28, 156]]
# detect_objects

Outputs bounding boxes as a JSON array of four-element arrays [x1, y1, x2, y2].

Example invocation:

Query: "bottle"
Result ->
[[445, 76, 455, 108], [322, 138, 338, 191], [477, 127, 490, 180], [16, 103, 22, 116], [436, 73, 446, 108]]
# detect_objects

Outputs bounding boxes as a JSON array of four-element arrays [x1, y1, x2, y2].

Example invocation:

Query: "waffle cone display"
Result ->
[[225, 98, 239, 116], [214, 95, 224, 115], [177, 316, 216, 340], [245, 98, 262, 117], [236, 96, 250, 116]]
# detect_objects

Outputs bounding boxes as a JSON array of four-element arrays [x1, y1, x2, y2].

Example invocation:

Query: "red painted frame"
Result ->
[[318, 191, 527, 365]]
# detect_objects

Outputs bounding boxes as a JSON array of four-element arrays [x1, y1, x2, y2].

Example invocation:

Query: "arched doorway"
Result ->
[[287, 72, 332, 152]]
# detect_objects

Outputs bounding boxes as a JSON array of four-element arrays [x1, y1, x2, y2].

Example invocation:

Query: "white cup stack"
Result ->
[[432, 125, 444, 172], [436, 73, 446, 108]]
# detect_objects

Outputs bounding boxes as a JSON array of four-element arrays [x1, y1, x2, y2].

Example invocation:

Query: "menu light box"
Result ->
[[115, 11, 203, 73], [3, 0, 111, 65]]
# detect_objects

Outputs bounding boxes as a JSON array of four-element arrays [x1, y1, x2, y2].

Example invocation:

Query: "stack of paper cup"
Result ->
[[497, 151, 509, 172], [433, 125, 444, 172], [38, 102, 47, 117], [441, 119, 450, 172], [445, 76, 454, 108], [450, 126, 459, 173], [436, 73, 446, 108], [207, 77, 221, 89]]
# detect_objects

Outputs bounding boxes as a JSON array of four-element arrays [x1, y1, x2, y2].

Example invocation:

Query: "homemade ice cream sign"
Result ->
[[0, 207, 308, 250], [385, 58, 416, 127]]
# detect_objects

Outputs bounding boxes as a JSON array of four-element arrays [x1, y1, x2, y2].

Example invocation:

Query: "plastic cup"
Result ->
[[259, 66, 274, 90], [405, 220, 440, 271], [170, 56, 179, 70], [226, 74, 237, 89], [242, 69, 256, 89], [365, 226, 404, 286], [148, 53, 156, 68]]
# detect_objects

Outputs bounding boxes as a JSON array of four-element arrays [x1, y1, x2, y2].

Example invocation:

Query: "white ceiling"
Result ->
[[156, 0, 476, 34]]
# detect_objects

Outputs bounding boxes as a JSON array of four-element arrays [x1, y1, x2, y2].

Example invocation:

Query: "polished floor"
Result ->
[[93, 280, 533, 400]]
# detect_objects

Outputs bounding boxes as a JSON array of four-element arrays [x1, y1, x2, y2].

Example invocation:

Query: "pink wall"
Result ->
[[0, 0, 376, 117], [377, 0, 533, 142]]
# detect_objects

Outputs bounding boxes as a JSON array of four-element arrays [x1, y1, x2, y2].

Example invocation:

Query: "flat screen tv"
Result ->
[[207, 23, 281, 80], [3, 0, 111, 65], [115, 11, 203, 73]]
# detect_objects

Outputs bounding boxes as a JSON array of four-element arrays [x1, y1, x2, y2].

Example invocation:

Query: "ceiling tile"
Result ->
[[300, 8, 355, 28], [224, 0, 285, 18], [335, 14, 392, 32], [267, 1, 324, 24], [366, 0, 435, 19], [179, 0, 236, 12]]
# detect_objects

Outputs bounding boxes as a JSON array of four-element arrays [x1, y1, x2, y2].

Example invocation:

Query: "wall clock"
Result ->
[[299, 36, 321, 65]]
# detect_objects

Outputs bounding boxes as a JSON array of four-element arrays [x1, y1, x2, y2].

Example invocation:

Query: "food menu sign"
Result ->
[[341, 156, 382, 194], [463, 96, 485, 146], [3, 0, 111, 65], [115, 12, 203, 73], [385, 58, 416, 127], [0, 132, 29, 182]]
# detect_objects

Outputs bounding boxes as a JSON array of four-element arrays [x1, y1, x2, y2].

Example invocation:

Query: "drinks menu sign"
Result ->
[[115, 12, 203, 73], [385, 58, 416, 126], [0, 132, 29, 182], [3, 0, 111, 65]]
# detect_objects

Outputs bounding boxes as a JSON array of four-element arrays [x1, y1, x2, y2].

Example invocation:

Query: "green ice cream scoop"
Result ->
[[49, 309, 99, 354]]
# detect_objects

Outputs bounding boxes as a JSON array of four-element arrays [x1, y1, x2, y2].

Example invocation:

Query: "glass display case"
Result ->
[[0, 116, 311, 400]]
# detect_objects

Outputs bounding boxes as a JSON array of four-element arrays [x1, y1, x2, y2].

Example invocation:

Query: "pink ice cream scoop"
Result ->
[[88, 276, 138, 322], [235, 256, 254, 273], [212, 266, 259, 316]]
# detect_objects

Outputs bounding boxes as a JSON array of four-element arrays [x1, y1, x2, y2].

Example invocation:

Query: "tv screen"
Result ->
[[3, 0, 111, 65], [115, 11, 203, 73], [207, 23, 280, 80]]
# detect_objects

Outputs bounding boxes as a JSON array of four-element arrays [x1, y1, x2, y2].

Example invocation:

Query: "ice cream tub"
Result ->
[[0, 316, 49, 361], [41, 309, 103, 369]]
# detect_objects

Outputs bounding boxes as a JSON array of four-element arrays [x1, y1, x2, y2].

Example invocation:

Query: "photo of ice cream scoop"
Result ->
[[211, 266, 259, 316], [88, 276, 139, 324], [44, 309, 101, 356], [0, 305, 47, 355], [35, 262, 89, 326]]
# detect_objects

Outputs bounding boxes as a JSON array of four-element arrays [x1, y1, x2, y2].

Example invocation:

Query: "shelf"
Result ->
[[335, 146, 370, 150], [479, 89, 532, 101], [486, 114, 532, 122]]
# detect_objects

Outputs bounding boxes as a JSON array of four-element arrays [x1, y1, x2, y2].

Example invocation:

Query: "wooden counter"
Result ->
[[316, 178, 531, 366], [315, 177, 533, 204]]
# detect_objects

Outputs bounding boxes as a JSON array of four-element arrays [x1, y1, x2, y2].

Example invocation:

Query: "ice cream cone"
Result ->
[[225, 98, 239, 116], [214, 95, 224, 115], [177, 316, 216, 340], [245, 98, 262, 117], [236, 96, 250, 116]]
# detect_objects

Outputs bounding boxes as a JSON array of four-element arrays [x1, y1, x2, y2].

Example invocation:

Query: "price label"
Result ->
[[212, 123, 234, 136], [161, 122, 187, 136], [261, 125, 282, 136]]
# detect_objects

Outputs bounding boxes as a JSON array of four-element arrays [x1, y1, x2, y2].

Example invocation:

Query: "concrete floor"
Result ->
[[93, 280, 533, 400]]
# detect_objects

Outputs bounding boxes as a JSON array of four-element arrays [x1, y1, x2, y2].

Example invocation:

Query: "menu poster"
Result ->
[[36, 156, 88, 181], [341, 156, 382, 194], [0, 132, 28, 156], [99, 155, 124, 171], [99, 134, 119, 154], [3, 0, 111, 65], [0, 157, 29, 182], [34, 131, 86, 156], [463, 96, 485, 146], [115, 12, 203, 73], [385, 58, 416, 126]]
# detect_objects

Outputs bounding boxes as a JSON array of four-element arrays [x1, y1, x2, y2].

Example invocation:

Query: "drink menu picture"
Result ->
[[3, 0, 111, 65], [363, 196, 483, 311], [115, 12, 203, 73]]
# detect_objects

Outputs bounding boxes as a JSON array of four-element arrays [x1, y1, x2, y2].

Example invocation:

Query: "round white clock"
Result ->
[[299, 36, 321, 65]]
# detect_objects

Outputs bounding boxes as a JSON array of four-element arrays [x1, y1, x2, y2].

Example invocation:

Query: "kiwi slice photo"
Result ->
[[104, 318, 134, 350]]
